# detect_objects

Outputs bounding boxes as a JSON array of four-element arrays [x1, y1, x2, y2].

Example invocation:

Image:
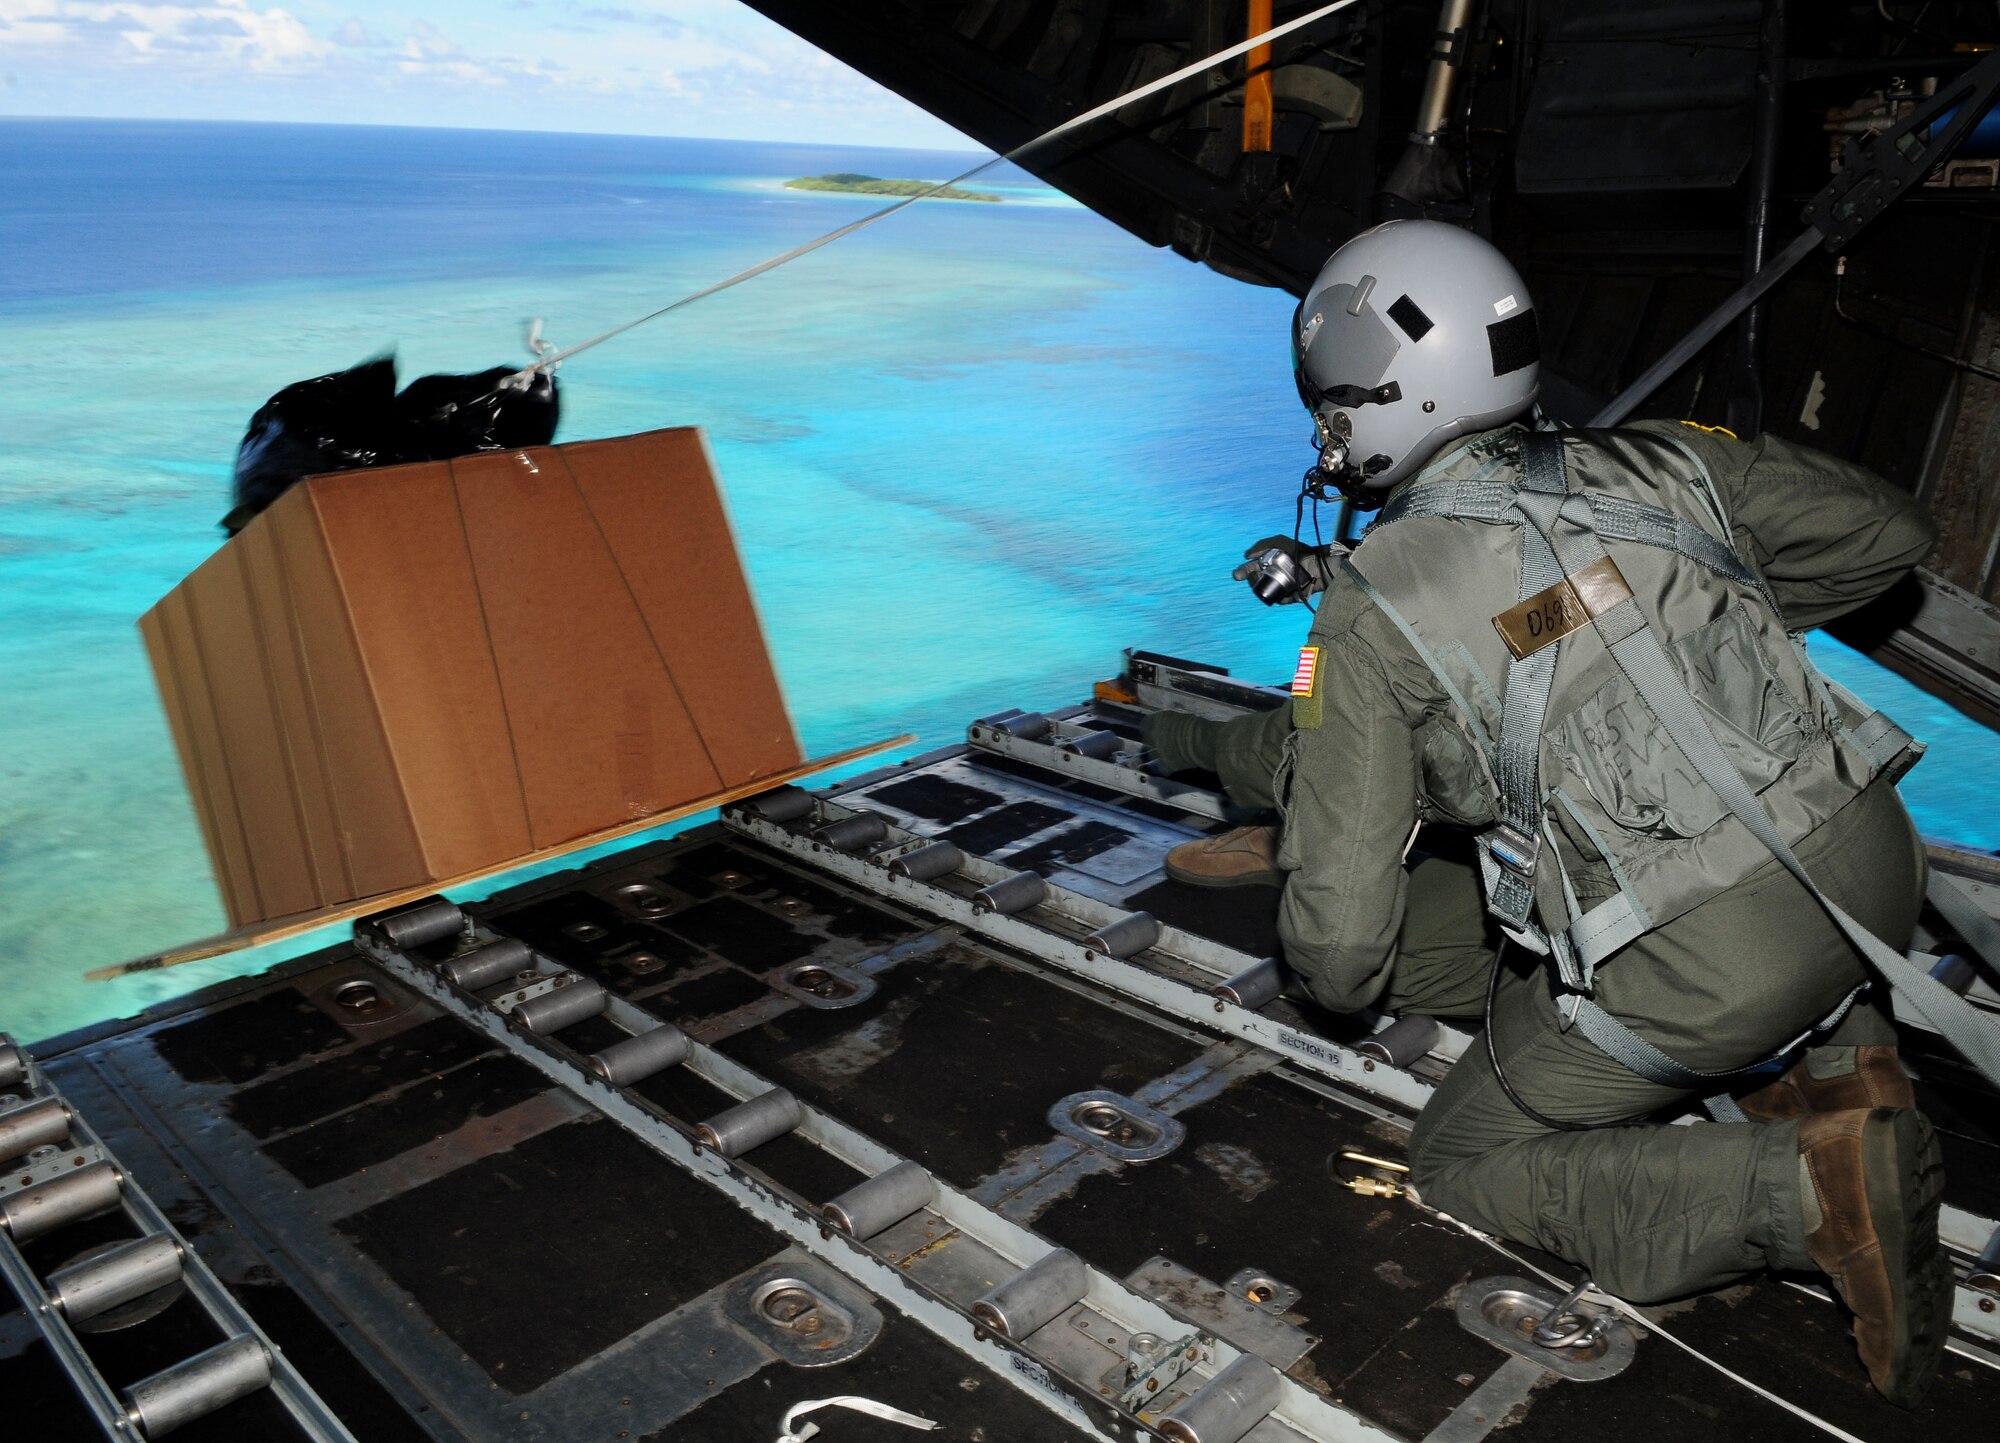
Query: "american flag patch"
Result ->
[[1292, 645, 1322, 697]]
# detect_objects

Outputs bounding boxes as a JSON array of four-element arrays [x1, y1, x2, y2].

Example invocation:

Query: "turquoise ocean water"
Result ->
[[3, 118, 1995, 1044]]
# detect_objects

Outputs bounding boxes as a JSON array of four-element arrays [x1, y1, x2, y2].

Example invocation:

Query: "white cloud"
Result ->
[[0, 2, 333, 71], [331, 16, 383, 48], [400, 18, 458, 61], [0, 0, 979, 148]]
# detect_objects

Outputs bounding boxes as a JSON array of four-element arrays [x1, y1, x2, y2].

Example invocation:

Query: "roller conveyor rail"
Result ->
[[959, 666, 2000, 1322], [1044, 662, 2000, 1036], [725, 788, 1460, 1114], [718, 779, 2000, 1364], [968, 707, 1241, 823], [350, 894, 1411, 1443], [962, 653, 1294, 825], [0, 1033, 356, 1442]]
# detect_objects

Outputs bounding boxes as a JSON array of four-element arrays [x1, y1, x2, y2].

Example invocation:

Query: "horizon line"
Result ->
[[0, 112, 994, 155]]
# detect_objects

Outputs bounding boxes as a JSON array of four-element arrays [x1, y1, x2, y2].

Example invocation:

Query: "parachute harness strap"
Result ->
[[1507, 439, 2000, 1095], [1478, 433, 1566, 958], [1389, 436, 1911, 1110]]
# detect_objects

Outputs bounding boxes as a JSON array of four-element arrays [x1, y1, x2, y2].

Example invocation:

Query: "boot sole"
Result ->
[[1162, 861, 1283, 890], [1861, 1107, 1950, 1409]]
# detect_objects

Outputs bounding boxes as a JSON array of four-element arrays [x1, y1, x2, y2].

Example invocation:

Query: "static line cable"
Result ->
[[1415, 1204, 1873, 1443], [506, 0, 1368, 384]]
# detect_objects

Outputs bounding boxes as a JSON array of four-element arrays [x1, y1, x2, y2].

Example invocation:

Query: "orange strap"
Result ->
[[1244, 0, 1275, 152]]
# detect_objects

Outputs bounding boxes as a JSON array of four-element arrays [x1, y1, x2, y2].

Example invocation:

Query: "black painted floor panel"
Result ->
[[718, 943, 1203, 1188], [339, 1116, 777, 1395]]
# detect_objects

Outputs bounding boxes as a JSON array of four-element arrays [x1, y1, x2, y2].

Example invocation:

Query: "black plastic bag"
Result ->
[[394, 366, 560, 464], [224, 356, 560, 534], [226, 357, 398, 533]]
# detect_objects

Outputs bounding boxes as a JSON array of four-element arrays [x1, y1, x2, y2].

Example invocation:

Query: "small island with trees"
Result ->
[[786, 173, 1002, 203]]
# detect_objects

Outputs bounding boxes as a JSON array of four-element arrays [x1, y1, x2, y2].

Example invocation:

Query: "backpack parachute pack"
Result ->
[[1350, 425, 2000, 1103]]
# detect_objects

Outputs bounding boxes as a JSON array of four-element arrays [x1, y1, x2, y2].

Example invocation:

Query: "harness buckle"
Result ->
[[1486, 824, 1541, 878]]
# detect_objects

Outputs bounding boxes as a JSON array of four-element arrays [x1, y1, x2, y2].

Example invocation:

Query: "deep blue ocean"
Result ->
[[3, 118, 1995, 1042]]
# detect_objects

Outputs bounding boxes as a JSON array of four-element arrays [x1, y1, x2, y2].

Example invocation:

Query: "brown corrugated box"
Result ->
[[140, 427, 803, 929]]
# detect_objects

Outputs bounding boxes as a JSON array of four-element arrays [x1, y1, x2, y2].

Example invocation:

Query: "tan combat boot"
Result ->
[[1164, 825, 1282, 888], [1798, 1107, 1950, 1409], [1739, 1046, 1915, 1121]]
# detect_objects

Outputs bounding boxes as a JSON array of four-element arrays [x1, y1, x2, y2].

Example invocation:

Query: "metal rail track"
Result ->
[[0, 1035, 356, 1442], [355, 906, 1410, 1443], [720, 786, 2000, 1361]]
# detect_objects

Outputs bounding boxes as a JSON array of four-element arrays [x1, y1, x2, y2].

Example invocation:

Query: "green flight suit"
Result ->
[[1146, 422, 1937, 1302]]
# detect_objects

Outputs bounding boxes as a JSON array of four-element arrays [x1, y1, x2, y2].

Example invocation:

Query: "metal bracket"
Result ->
[[305, 972, 412, 1031], [484, 971, 570, 1015], [606, 880, 681, 920], [1806, 49, 2000, 251], [1225, 1267, 1302, 1316], [0, 1142, 109, 1199], [1128, 1258, 1316, 1371], [1112, 1329, 1212, 1414]]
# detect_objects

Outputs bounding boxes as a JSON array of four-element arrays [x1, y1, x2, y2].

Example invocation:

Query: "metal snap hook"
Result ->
[[1532, 1277, 1609, 1349], [1332, 1148, 1410, 1198]]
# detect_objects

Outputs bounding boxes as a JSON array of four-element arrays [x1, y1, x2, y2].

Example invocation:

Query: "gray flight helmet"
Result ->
[[1292, 220, 1540, 493]]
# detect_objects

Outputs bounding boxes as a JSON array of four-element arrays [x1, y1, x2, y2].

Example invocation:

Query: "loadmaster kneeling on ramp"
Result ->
[[1146, 219, 1950, 1408]]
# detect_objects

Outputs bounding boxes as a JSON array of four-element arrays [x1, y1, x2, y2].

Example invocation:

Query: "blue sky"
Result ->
[[0, 0, 978, 145]]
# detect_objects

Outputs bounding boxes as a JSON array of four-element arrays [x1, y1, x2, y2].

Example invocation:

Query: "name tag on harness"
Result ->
[[1492, 556, 1633, 660]]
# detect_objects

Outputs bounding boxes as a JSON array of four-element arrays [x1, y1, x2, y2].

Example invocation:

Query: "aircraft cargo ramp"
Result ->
[[6, 656, 1998, 1442]]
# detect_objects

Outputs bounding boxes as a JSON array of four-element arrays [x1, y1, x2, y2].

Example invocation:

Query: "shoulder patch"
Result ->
[[1291, 644, 1324, 728], [1678, 420, 1738, 440]]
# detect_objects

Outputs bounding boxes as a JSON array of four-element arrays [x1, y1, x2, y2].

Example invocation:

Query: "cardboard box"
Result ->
[[140, 427, 801, 928]]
